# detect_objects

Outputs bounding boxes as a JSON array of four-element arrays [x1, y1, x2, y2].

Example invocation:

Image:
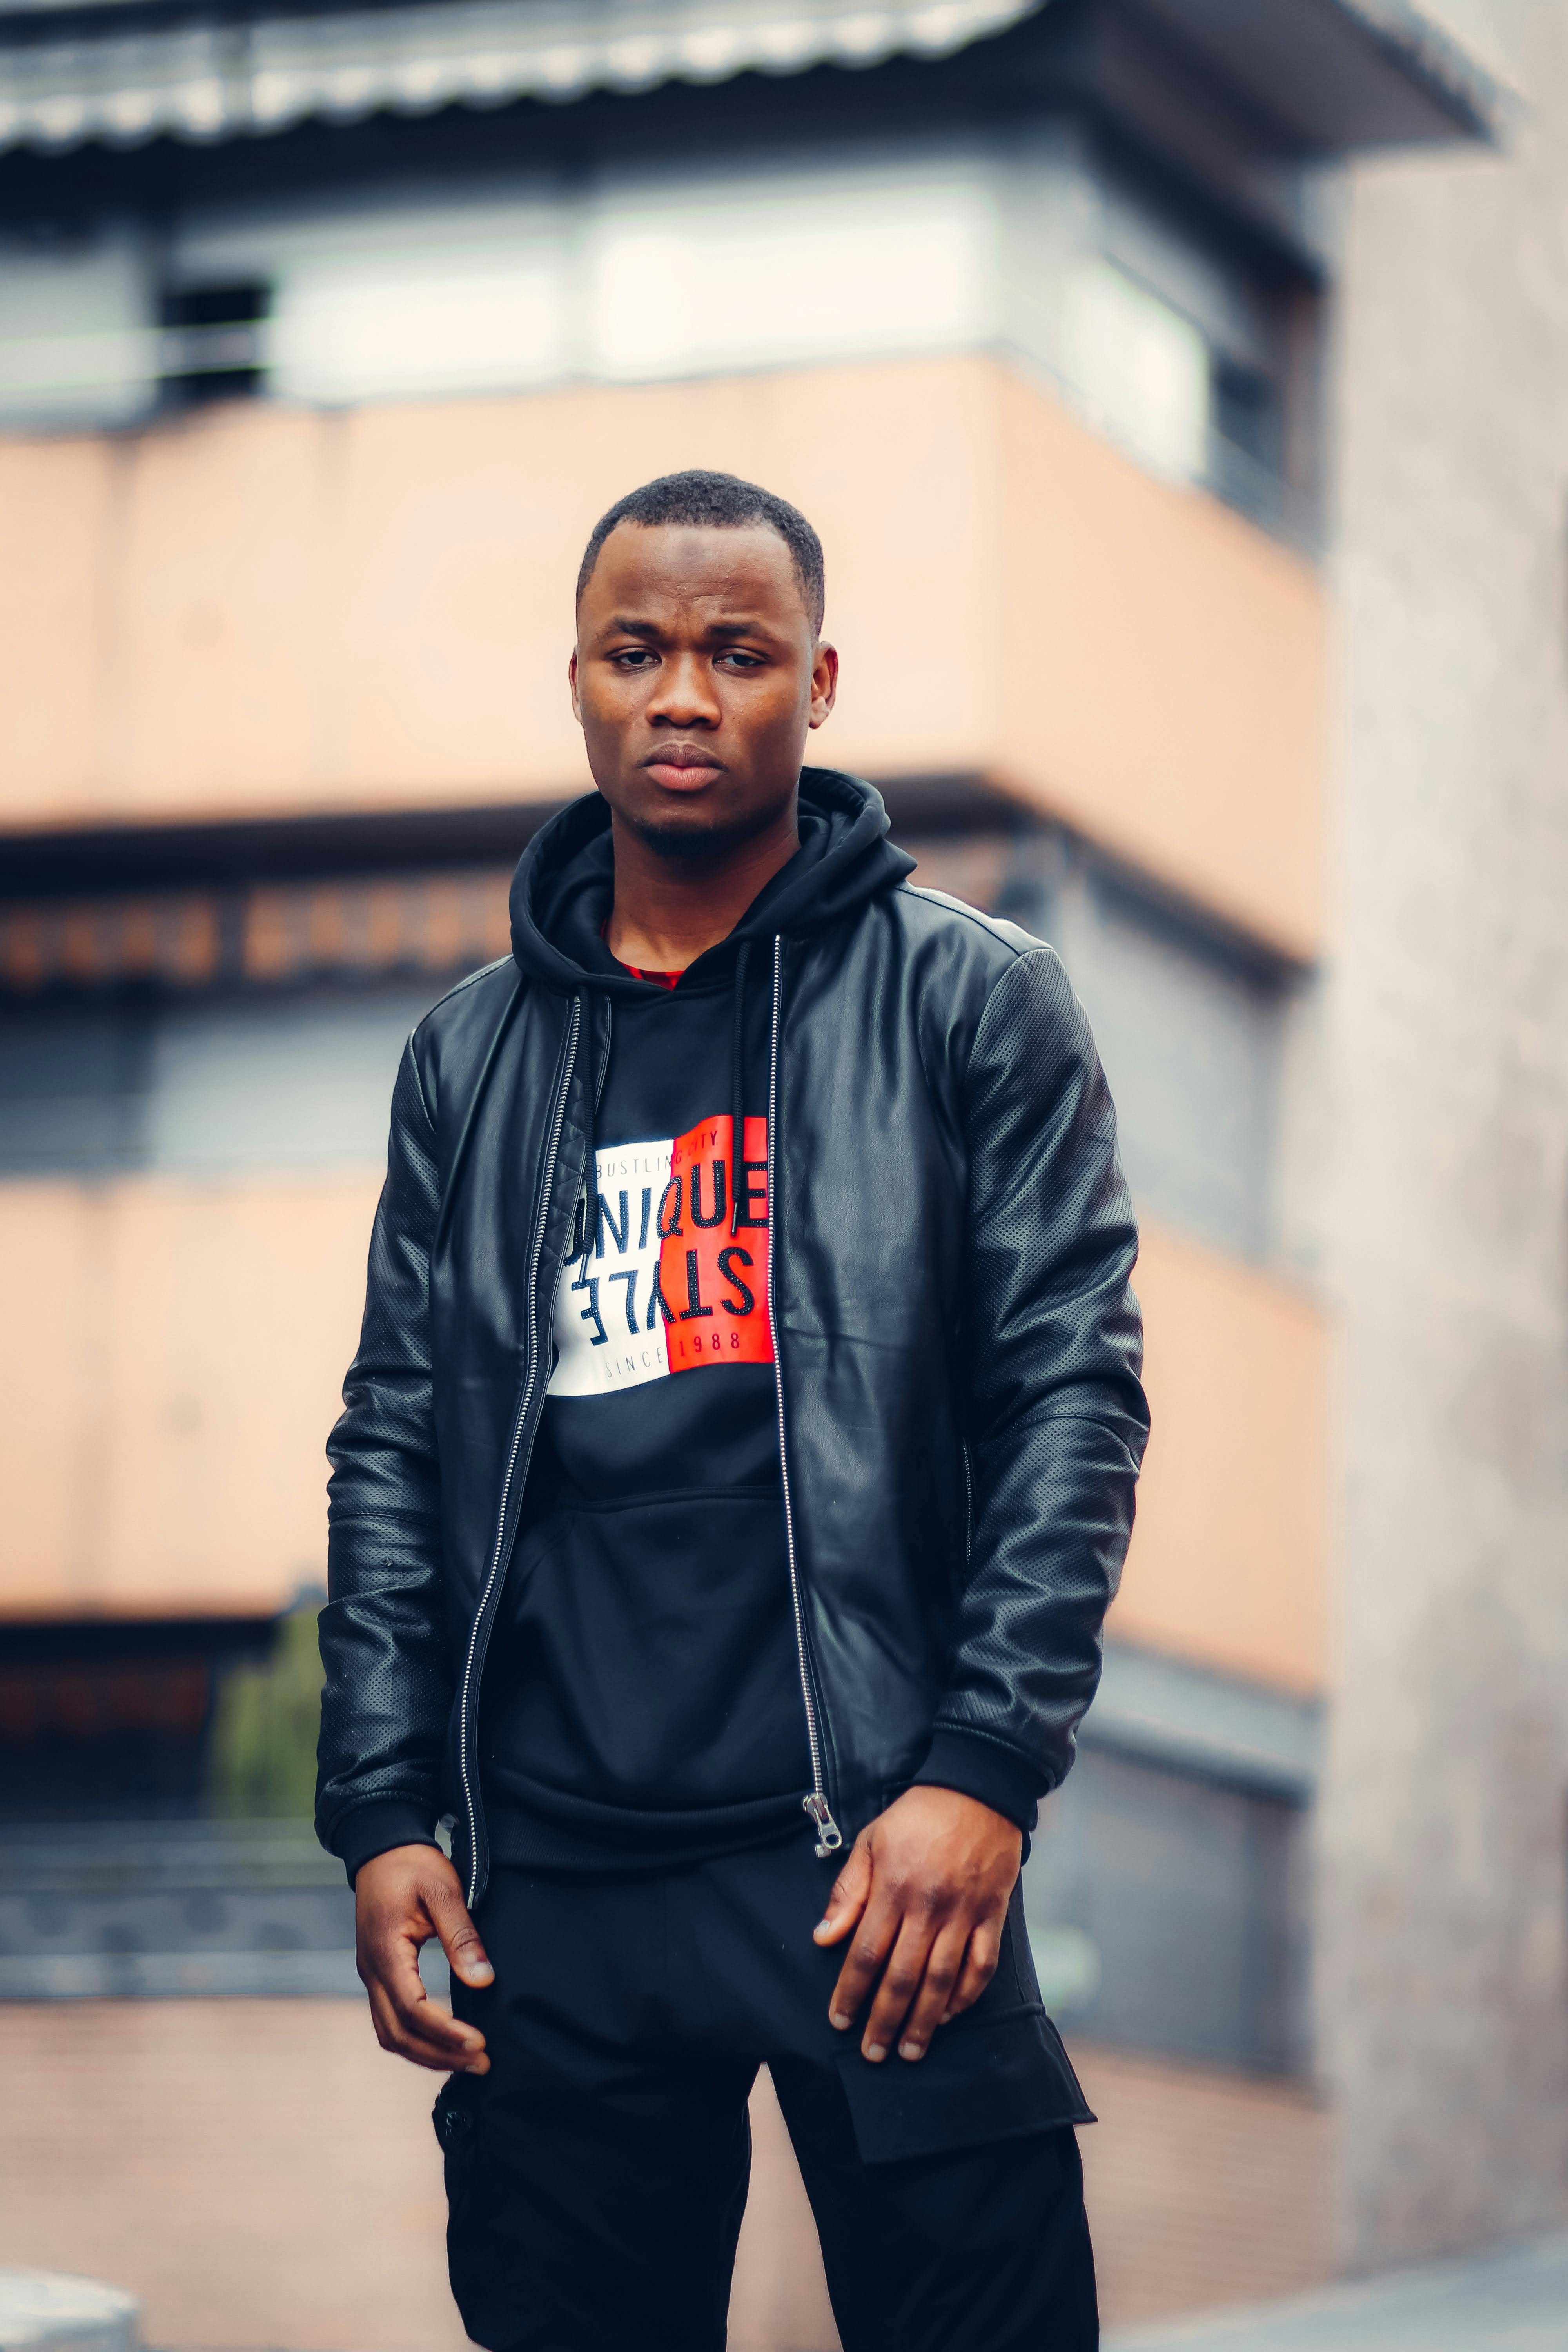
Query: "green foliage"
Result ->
[[207, 1602, 323, 1819]]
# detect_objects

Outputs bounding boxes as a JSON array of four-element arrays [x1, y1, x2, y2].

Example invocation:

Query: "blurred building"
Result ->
[[3, 0, 1555, 2336]]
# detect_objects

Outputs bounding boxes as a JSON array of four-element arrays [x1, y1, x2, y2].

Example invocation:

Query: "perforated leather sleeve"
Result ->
[[932, 946, 1149, 1799], [315, 1035, 452, 1873]]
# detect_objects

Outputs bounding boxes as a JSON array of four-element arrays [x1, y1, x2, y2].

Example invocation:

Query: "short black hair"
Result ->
[[575, 468, 825, 634]]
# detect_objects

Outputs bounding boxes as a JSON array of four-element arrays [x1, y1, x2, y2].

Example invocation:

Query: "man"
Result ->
[[318, 469, 1147, 2351]]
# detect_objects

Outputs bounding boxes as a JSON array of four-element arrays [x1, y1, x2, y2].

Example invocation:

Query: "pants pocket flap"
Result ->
[[835, 2005, 1094, 2165]]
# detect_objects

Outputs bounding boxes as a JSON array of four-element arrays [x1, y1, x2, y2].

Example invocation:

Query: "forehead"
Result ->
[[582, 520, 807, 624]]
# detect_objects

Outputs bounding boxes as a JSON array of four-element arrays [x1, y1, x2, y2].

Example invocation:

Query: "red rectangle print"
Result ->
[[659, 1116, 772, 1373]]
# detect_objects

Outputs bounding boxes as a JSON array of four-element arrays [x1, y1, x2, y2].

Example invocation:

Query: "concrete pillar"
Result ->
[[1321, 0, 1568, 2267]]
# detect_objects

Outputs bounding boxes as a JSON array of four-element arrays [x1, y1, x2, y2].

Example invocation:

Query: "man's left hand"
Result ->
[[813, 1785, 1024, 2064]]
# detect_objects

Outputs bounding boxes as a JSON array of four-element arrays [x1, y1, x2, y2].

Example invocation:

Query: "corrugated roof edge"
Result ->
[[0, 0, 1047, 156]]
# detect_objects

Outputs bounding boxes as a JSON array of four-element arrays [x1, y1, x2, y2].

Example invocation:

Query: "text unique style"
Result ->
[[549, 1114, 773, 1395]]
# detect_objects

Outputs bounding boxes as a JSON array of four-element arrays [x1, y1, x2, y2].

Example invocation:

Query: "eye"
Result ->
[[610, 648, 656, 670], [717, 649, 764, 671]]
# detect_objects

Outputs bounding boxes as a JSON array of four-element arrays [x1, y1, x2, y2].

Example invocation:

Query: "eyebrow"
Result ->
[[603, 613, 779, 640]]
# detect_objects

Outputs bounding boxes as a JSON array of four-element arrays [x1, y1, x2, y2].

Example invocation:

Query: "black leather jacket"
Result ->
[[317, 771, 1148, 1901]]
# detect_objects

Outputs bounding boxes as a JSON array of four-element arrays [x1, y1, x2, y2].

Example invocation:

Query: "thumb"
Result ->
[[427, 1874, 494, 1988], [813, 1835, 873, 1945]]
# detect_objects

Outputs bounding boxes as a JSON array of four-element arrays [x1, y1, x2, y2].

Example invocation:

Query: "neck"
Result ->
[[605, 802, 800, 973]]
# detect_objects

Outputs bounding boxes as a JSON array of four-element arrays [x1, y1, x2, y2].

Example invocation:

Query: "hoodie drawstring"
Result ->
[[729, 939, 751, 1236], [581, 991, 606, 1263]]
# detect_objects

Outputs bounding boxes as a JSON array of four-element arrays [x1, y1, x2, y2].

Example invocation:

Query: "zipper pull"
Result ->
[[803, 1793, 844, 1857]]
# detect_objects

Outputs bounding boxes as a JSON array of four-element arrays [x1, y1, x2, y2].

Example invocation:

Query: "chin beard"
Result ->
[[622, 797, 786, 863]]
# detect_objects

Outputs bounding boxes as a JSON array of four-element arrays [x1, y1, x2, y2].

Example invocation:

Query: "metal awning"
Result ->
[[0, 0, 1506, 158], [0, 0, 1044, 151], [1135, 0, 1507, 149]]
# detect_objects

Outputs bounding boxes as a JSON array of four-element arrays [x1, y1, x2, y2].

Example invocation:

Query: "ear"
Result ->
[[568, 648, 583, 729], [808, 641, 839, 731]]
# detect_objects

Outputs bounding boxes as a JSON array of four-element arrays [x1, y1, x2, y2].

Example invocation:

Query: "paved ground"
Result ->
[[1108, 2232, 1568, 2351], [0, 2005, 1332, 2348]]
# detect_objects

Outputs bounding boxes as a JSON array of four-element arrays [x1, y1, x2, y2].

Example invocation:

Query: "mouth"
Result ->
[[640, 745, 726, 791]]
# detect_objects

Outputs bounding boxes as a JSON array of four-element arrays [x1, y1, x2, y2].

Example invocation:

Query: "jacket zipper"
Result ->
[[768, 934, 844, 1860], [457, 994, 582, 1907]]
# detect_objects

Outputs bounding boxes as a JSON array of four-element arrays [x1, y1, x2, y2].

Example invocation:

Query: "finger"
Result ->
[[860, 1914, 940, 2063], [940, 1917, 1004, 2023], [365, 1973, 489, 2073], [361, 1929, 487, 2059], [813, 1836, 873, 1947], [828, 1888, 901, 2032], [387, 1971, 486, 2060], [425, 1876, 495, 1988], [894, 1922, 970, 2062]]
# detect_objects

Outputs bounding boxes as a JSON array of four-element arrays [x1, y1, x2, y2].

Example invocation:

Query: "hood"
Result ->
[[508, 766, 915, 997]]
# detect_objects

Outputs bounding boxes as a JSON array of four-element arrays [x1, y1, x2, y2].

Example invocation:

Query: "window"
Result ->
[[586, 160, 995, 381], [158, 278, 271, 408], [1024, 1743, 1310, 2074], [268, 252, 563, 405], [1211, 353, 1285, 527], [0, 1007, 149, 1176], [35, 123, 1311, 537], [0, 982, 437, 1180], [1057, 255, 1211, 482], [1020, 133, 1305, 534], [907, 831, 1292, 1264], [146, 986, 433, 1171], [0, 224, 158, 428], [1052, 871, 1285, 1263]]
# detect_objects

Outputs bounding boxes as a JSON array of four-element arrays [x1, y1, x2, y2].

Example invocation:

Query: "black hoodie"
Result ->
[[482, 769, 915, 1871]]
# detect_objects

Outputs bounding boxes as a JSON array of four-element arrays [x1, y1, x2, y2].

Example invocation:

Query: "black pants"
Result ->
[[436, 1835, 1098, 2351]]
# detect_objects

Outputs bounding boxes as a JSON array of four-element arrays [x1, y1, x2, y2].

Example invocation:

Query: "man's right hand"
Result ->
[[355, 1844, 494, 2073]]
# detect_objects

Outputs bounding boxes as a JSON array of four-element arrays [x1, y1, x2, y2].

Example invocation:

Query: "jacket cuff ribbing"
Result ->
[[911, 1728, 1045, 1834], [331, 1797, 443, 1889]]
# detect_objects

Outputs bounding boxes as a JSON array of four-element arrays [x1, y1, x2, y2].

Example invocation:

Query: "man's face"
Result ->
[[570, 522, 837, 857]]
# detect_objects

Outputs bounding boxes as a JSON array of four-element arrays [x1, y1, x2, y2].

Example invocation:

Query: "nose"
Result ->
[[647, 649, 720, 730]]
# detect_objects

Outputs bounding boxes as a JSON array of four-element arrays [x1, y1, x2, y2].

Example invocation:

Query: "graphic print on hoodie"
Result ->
[[483, 773, 915, 1870], [551, 1112, 774, 1397]]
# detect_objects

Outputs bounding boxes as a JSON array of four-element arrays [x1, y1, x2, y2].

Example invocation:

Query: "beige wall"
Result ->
[[0, 1170, 379, 1619], [1116, 1223, 1327, 1696], [0, 355, 1323, 957], [0, 1178, 1324, 1699], [995, 372, 1325, 959]]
